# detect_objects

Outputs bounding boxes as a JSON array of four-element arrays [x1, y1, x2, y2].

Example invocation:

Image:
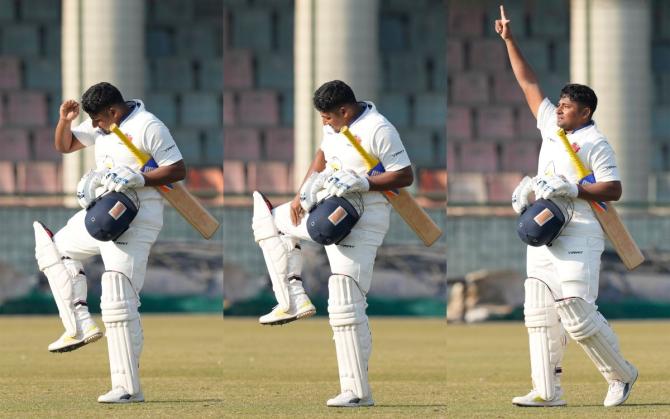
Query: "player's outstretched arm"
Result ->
[[54, 100, 85, 153], [496, 5, 544, 118], [367, 165, 413, 192]]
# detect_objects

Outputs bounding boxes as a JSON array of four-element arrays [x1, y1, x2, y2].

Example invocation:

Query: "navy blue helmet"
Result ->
[[517, 198, 571, 247], [307, 195, 361, 245], [85, 191, 139, 242]]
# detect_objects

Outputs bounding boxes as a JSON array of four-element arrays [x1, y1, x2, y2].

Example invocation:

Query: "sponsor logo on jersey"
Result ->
[[391, 149, 405, 158], [571, 142, 580, 153], [567, 250, 583, 255]]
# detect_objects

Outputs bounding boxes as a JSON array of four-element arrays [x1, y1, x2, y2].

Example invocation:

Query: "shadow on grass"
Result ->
[[375, 404, 447, 408], [145, 399, 224, 404]]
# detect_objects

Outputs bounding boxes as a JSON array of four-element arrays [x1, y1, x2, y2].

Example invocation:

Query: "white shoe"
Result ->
[[97, 387, 144, 403], [327, 390, 374, 407], [48, 320, 103, 353], [259, 279, 316, 326], [604, 366, 638, 407], [512, 388, 567, 407]]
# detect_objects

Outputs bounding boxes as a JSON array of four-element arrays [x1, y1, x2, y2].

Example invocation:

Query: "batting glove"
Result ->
[[324, 169, 370, 197], [102, 165, 145, 193], [76, 169, 107, 209], [511, 175, 534, 214], [534, 174, 578, 200], [299, 167, 333, 212]]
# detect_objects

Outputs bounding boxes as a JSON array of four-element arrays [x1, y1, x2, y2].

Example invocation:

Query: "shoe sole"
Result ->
[[512, 401, 567, 407], [260, 307, 316, 327], [327, 399, 375, 407], [49, 331, 103, 353]]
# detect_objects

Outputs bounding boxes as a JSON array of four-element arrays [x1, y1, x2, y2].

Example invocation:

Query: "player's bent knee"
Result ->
[[555, 297, 599, 341], [327, 274, 367, 327]]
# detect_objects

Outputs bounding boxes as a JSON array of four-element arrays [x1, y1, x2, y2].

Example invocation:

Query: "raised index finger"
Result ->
[[500, 4, 508, 21]]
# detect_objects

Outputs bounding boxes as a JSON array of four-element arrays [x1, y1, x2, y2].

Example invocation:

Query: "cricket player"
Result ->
[[34, 82, 185, 403], [252, 80, 413, 407], [496, 5, 638, 407]]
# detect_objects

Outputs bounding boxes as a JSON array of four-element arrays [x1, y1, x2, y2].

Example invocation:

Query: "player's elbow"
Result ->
[[398, 166, 414, 188], [172, 160, 187, 182], [609, 181, 623, 201]]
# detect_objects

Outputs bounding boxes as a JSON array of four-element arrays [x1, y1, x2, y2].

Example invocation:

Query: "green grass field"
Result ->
[[223, 317, 447, 418], [446, 321, 670, 418], [0, 315, 223, 418]]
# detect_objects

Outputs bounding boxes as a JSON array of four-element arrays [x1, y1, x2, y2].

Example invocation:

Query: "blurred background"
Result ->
[[446, 0, 670, 322], [0, 0, 223, 314], [223, 0, 447, 316]]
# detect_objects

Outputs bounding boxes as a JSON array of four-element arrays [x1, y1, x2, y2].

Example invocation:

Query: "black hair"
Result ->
[[560, 84, 598, 118], [312, 80, 357, 112], [81, 82, 125, 115]]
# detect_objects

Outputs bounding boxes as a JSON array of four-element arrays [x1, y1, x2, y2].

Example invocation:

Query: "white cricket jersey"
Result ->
[[71, 100, 184, 205], [320, 101, 412, 212], [536, 98, 620, 239]]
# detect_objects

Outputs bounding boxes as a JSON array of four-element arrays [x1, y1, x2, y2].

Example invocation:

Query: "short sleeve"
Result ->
[[70, 118, 97, 146], [142, 121, 183, 166], [589, 140, 620, 183], [370, 125, 411, 172], [536, 98, 557, 133]]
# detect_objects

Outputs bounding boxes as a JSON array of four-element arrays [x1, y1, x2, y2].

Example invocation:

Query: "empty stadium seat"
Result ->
[[203, 129, 223, 165], [151, 58, 194, 91], [24, 58, 62, 92], [447, 40, 463, 72], [0, 1, 15, 20], [264, 127, 294, 162], [379, 12, 410, 52], [171, 128, 202, 163], [280, 91, 293, 126], [530, 0, 569, 37], [447, 173, 487, 203], [419, 168, 447, 193], [7, 91, 48, 127], [181, 92, 220, 127], [378, 93, 411, 128], [44, 24, 61, 58], [238, 91, 280, 126], [246, 161, 290, 194], [451, 73, 489, 105], [486, 172, 524, 203], [0, 57, 21, 89], [223, 127, 261, 160], [384, 54, 429, 91], [476, 107, 515, 141], [0, 129, 30, 161], [33, 128, 60, 161], [415, 94, 447, 128], [257, 53, 293, 90], [470, 39, 507, 73], [19, 0, 61, 21], [458, 142, 498, 172], [223, 92, 236, 126], [515, 39, 550, 72], [146, 28, 175, 57], [223, 160, 246, 194], [517, 108, 539, 140], [176, 23, 221, 58], [231, 8, 272, 51], [410, 9, 445, 53], [403, 129, 440, 167], [501, 141, 540, 174], [147, 0, 193, 24], [16, 161, 60, 193], [200, 59, 223, 91], [2, 24, 39, 56], [447, 3, 484, 37], [0, 161, 15, 193], [187, 166, 223, 194], [145, 93, 178, 127], [493, 73, 525, 105], [223, 49, 253, 89], [446, 106, 472, 141]]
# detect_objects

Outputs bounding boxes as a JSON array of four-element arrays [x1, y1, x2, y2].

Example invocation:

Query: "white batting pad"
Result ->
[[524, 278, 567, 400], [101, 271, 143, 395], [556, 297, 636, 382], [252, 191, 294, 311], [34, 221, 77, 337], [328, 274, 371, 399]]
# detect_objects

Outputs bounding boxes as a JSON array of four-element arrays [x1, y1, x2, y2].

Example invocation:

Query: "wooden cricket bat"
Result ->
[[557, 128, 643, 270], [340, 126, 442, 246], [109, 123, 220, 239]]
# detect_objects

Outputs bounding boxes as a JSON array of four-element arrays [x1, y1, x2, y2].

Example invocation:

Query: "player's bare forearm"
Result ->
[[142, 160, 186, 187], [578, 181, 622, 202], [54, 119, 85, 153], [496, 5, 544, 118], [367, 166, 413, 192]]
